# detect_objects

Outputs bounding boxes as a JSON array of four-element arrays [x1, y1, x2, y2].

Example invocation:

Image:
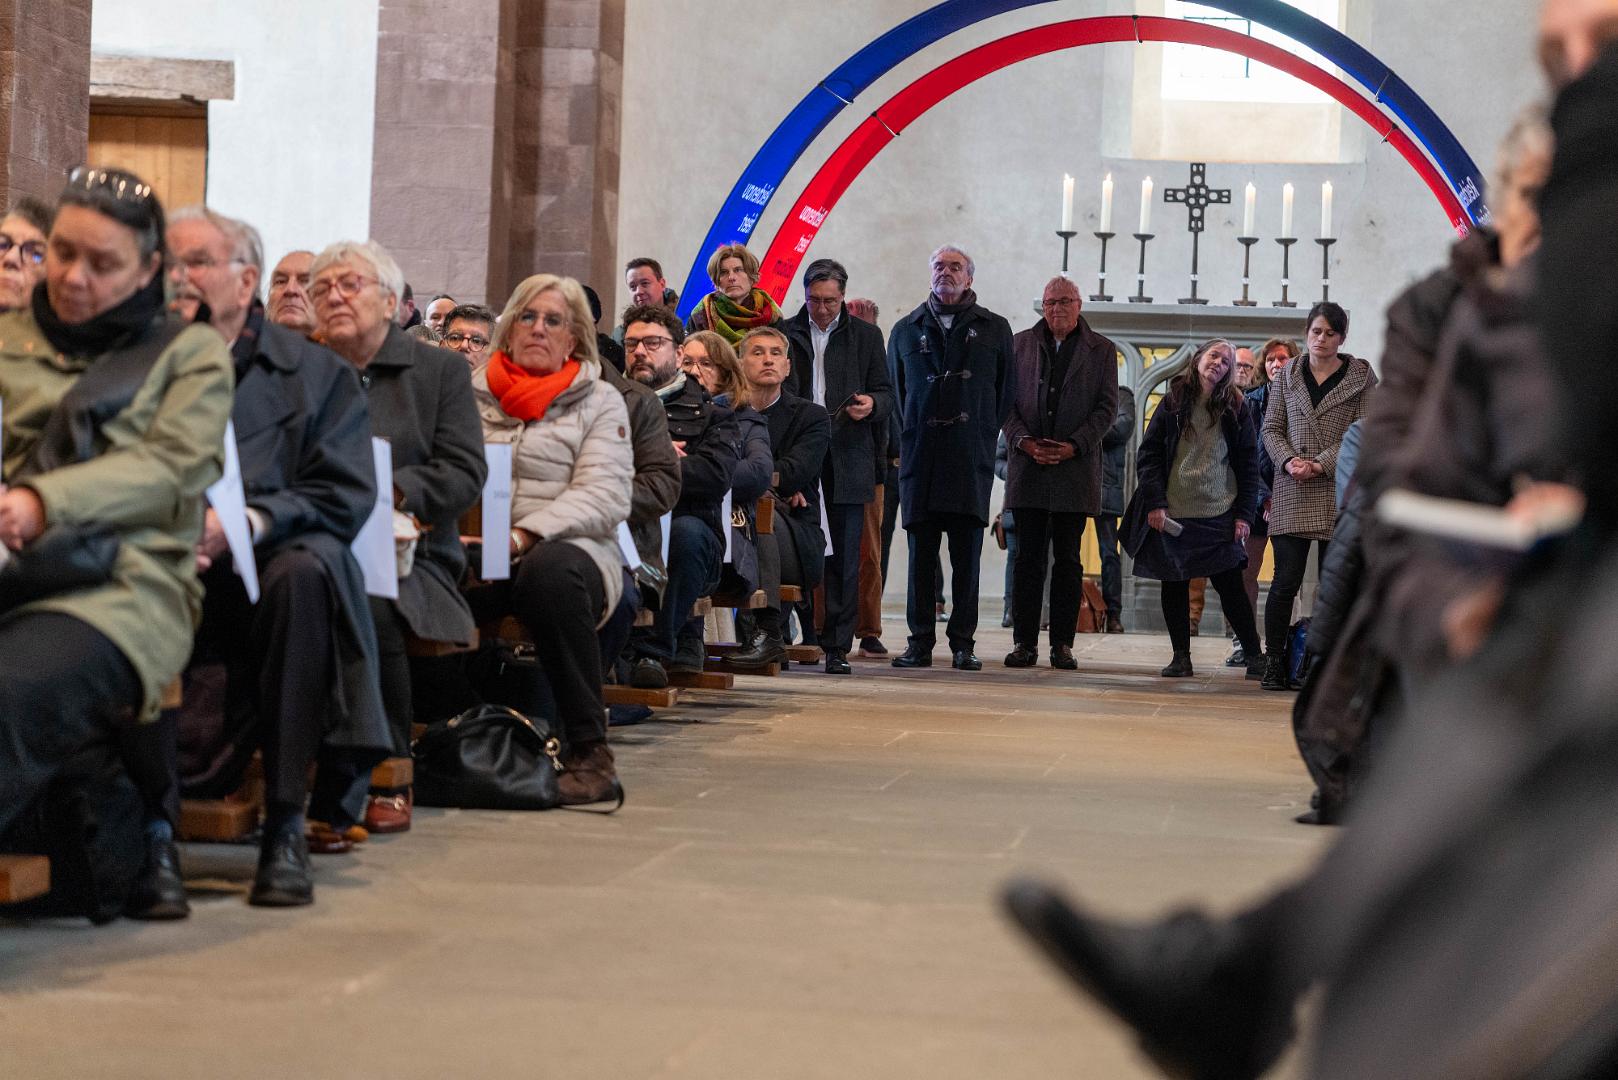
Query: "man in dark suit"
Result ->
[[887, 245, 1013, 671], [132, 208, 387, 913], [726, 327, 830, 671], [782, 260, 892, 674]]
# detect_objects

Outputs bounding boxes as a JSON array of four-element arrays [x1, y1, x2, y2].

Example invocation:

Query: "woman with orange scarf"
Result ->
[[472, 274, 634, 805], [683, 242, 784, 345]]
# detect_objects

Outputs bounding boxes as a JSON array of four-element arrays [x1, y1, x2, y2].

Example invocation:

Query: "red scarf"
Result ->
[[486, 351, 580, 422]]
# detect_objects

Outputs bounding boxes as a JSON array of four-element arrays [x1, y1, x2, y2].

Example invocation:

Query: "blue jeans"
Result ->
[[633, 513, 723, 661]]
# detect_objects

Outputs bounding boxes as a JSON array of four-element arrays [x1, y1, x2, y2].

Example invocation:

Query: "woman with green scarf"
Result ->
[[684, 243, 784, 345]]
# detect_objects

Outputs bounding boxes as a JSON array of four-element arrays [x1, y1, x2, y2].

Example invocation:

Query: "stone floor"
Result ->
[[1, 628, 1330, 1079]]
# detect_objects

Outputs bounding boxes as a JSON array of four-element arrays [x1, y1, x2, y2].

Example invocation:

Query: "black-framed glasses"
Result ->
[[444, 332, 491, 350], [0, 234, 45, 266], [624, 335, 674, 353], [1042, 297, 1078, 309]]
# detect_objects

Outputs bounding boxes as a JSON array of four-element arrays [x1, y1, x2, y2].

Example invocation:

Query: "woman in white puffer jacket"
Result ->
[[473, 273, 633, 806]]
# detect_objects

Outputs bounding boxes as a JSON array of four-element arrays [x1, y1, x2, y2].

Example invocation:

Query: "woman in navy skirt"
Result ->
[[1122, 339, 1266, 678]]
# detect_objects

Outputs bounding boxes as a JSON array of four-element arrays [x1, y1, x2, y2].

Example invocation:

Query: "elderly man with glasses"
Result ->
[[440, 303, 497, 368]]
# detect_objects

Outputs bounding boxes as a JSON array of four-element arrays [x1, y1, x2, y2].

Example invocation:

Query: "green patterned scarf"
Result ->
[[698, 287, 782, 345]]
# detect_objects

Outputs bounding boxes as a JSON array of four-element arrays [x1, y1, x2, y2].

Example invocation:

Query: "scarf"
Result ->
[[927, 287, 978, 323], [654, 371, 689, 403], [31, 274, 167, 358], [698, 287, 782, 345], [486, 350, 580, 422], [229, 298, 267, 381]]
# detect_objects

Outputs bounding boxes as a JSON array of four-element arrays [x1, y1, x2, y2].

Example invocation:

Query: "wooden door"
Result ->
[[87, 111, 207, 210]]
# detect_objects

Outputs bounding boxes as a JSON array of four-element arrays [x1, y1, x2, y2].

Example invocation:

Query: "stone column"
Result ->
[[0, 0, 92, 208]]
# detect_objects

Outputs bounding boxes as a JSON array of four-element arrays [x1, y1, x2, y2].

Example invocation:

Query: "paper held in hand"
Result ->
[[480, 443, 513, 581], [1376, 489, 1582, 552], [204, 420, 261, 602], [353, 438, 398, 599]]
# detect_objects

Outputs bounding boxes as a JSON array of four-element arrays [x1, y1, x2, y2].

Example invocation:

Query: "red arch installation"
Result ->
[[757, 15, 1469, 301]]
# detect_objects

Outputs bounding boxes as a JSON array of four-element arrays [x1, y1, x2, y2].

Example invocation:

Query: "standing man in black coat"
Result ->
[[782, 259, 892, 674], [887, 245, 1013, 671], [134, 208, 388, 912]]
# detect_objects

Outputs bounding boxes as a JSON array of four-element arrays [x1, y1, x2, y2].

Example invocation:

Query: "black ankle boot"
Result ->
[[1161, 651, 1194, 678], [126, 833, 190, 920], [725, 633, 786, 672], [1260, 654, 1290, 691]]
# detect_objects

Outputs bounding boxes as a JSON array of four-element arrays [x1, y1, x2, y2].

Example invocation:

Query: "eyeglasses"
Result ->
[[682, 355, 716, 371], [1042, 297, 1078, 309], [444, 332, 491, 350], [167, 252, 244, 275], [310, 274, 379, 302], [516, 310, 569, 332], [624, 335, 674, 353], [806, 296, 842, 307], [0, 235, 45, 266]]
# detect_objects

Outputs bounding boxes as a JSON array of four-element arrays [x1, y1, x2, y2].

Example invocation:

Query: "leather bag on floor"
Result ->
[[412, 704, 564, 810]]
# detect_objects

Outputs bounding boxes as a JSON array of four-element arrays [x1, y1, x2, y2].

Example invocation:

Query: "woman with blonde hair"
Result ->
[[684, 243, 783, 345], [472, 273, 634, 805]]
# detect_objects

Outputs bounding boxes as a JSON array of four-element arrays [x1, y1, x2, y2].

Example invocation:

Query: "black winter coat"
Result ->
[[761, 388, 831, 587], [1122, 390, 1262, 539], [1244, 383, 1274, 537], [887, 299, 1012, 527], [1100, 385, 1135, 517], [783, 307, 894, 505], [660, 375, 741, 543], [1002, 318, 1118, 515]]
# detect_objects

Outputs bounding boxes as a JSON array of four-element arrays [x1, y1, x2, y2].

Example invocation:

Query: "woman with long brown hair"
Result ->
[[1122, 339, 1265, 678]]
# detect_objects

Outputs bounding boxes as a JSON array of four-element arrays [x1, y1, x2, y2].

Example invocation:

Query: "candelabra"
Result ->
[[1090, 231, 1115, 303], [1272, 238, 1299, 308], [1233, 237, 1259, 307], [1178, 231, 1210, 306], [1056, 229, 1078, 274], [1128, 233, 1155, 304], [1316, 237, 1337, 302]]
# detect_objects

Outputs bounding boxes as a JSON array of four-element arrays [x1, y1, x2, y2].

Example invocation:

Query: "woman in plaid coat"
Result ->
[[1260, 302, 1377, 690]]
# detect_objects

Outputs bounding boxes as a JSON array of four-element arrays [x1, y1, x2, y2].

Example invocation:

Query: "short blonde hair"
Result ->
[[706, 243, 760, 288], [686, 330, 749, 401], [310, 239, 404, 301], [493, 273, 601, 367], [1260, 337, 1301, 365], [738, 326, 790, 356]]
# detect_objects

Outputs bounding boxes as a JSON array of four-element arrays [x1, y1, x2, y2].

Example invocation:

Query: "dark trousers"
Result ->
[[755, 524, 808, 638], [1242, 532, 1267, 615], [0, 612, 141, 840], [507, 541, 609, 748], [1094, 514, 1123, 617], [906, 515, 984, 653], [1162, 568, 1261, 656], [879, 462, 900, 586], [598, 567, 641, 674], [1266, 535, 1330, 654], [819, 501, 867, 653], [634, 513, 722, 661], [1011, 509, 1086, 650], [370, 595, 411, 754]]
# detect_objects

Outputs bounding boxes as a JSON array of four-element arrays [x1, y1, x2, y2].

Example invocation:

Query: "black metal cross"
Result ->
[[1164, 162, 1231, 303]]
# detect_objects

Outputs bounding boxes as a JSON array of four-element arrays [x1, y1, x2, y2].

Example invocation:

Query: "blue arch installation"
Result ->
[[676, 0, 1486, 317]]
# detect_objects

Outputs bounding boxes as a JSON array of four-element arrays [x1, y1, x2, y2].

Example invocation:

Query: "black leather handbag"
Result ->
[[412, 704, 566, 811], [0, 525, 121, 618]]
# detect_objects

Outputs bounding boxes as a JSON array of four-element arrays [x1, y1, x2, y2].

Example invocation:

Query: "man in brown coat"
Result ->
[[1001, 277, 1118, 670]]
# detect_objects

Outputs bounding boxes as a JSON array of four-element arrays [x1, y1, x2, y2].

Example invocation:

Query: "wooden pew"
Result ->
[[0, 855, 50, 904]]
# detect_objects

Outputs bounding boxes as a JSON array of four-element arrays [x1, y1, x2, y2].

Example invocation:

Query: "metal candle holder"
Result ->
[[1272, 237, 1299, 308], [1129, 233, 1155, 304], [1178, 230, 1209, 306], [1056, 229, 1078, 273], [1234, 237, 1259, 307], [1090, 231, 1115, 302], [1316, 237, 1337, 302]]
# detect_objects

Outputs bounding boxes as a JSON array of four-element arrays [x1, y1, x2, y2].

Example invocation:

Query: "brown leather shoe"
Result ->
[[1105, 614, 1125, 634], [558, 743, 624, 807], [305, 821, 354, 855], [364, 789, 412, 834]]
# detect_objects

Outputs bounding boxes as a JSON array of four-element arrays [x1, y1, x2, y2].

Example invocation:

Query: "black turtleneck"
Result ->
[[30, 274, 166, 358]]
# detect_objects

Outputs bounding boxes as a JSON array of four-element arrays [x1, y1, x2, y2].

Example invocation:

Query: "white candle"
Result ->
[[1100, 174, 1114, 233], [1242, 182, 1256, 237], [1321, 180, 1334, 238], [1281, 182, 1295, 238], [1061, 173, 1074, 232], [1139, 176, 1154, 234]]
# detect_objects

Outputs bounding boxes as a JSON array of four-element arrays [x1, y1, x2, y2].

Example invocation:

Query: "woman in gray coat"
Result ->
[[311, 240, 487, 826]]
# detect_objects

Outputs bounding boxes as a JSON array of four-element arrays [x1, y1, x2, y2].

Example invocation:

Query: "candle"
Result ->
[[1281, 182, 1295, 238], [1321, 180, 1334, 238], [1061, 173, 1074, 232], [1139, 176, 1154, 234], [1243, 182, 1256, 237], [1100, 174, 1114, 234]]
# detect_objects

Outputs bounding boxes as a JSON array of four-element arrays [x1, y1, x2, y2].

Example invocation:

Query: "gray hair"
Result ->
[[4, 195, 54, 237], [802, 258, 848, 291], [1493, 102, 1553, 200], [169, 205, 264, 279], [310, 239, 405, 302], [929, 244, 975, 277], [1043, 275, 1080, 296]]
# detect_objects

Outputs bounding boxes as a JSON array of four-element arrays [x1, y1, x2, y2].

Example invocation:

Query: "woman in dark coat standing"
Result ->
[[1122, 340, 1265, 678], [311, 239, 487, 832]]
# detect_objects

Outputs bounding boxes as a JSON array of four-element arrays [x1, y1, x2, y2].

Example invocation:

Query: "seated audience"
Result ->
[[684, 243, 783, 345], [424, 293, 456, 333], [144, 207, 386, 910], [267, 249, 317, 336], [471, 274, 633, 805], [621, 303, 740, 688], [0, 168, 232, 915], [1122, 339, 1265, 679], [440, 303, 496, 369], [311, 239, 487, 832], [0, 195, 52, 312]]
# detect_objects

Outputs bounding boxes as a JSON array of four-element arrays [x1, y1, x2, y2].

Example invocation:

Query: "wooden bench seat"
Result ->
[[709, 588, 767, 610], [667, 670, 734, 690], [603, 685, 680, 708], [779, 585, 803, 603], [0, 854, 50, 903]]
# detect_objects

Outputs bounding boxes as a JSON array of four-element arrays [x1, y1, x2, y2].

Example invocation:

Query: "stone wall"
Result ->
[[0, 0, 92, 207]]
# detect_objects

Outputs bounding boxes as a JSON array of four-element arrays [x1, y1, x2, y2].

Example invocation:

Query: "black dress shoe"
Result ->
[[952, 650, 982, 671], [1003, 644, 1038, 668], [1161, 651, 1194, 678], [824, 649, 852, 675], [891, 647, 932, 668], [250, 826, 314, 908], [1225, 642, 1246, 667], [126, 834, 190, 920], [1001, 879, 1293, 1080], [725, 634, 787, 672], [629, 657, 669, 689], [1050, 645, 1078, 670]]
